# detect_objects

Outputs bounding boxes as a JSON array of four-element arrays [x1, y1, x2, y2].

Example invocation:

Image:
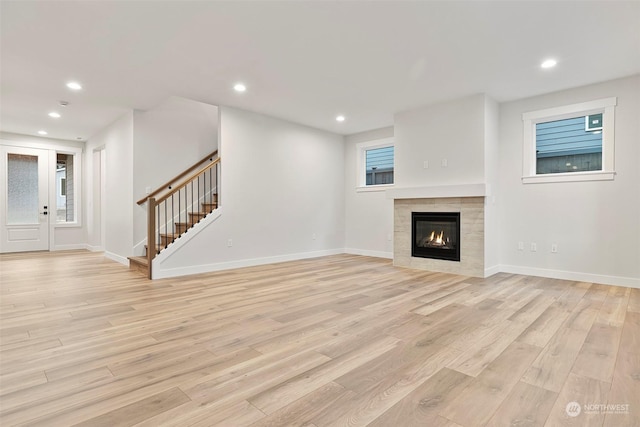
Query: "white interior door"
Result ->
[[0, 146, 50, 253]]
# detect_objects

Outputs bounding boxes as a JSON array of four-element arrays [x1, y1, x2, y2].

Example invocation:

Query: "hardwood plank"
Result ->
[[183, 350, 331, 405], [603, 350, 640, 427], [248, 334, 400, 414], [545, 373, 610, 427], [439, 341, 542, 427], [572, 322, 623, 383], [447, 319, 528, 377], [619, 311, 640, 352], [248, 382, 356, 427], [367, 368, 473, 427], [0, 370, 48, 396], [1, 366, 114, 413], [485, 381, 557, 427], [521, 326, 590, 392], [311, 344, 463, 427], [628, 288, 640, 313], [517, 302, 572, 348], [72, 387, 191, 427], [595, 286, 630, 326]]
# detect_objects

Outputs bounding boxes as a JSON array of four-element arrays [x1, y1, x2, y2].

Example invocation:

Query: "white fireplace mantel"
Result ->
[[386, 183, 487, 200]]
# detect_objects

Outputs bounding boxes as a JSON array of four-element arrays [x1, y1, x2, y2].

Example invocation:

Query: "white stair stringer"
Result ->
[[151, 207, 223, 278]]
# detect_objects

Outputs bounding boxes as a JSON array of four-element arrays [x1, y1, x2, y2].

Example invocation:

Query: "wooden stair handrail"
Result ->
[[137, 149, 218, 205], [156, 158, 221, 205]]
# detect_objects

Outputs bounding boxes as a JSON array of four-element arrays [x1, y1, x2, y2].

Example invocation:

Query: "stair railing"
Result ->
[[137, 150, 218, 206], [144, 157, 221, 278]]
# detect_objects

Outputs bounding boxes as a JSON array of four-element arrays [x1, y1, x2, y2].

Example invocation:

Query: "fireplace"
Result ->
[[412, 212, 460, 262]]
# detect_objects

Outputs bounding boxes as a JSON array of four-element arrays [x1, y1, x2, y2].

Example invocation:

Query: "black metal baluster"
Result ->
[[171, 194, 174, 245], [178, 188, 181, 236], [164, 201, 167, 249], [156, 204, 160, 254]]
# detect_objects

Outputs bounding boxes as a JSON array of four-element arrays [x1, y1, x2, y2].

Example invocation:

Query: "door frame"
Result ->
[[1, 139, 83, 253], [0, 145, 51, 252]]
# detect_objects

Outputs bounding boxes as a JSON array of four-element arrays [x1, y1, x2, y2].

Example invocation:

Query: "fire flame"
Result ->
[[428, 230, 445, 245]]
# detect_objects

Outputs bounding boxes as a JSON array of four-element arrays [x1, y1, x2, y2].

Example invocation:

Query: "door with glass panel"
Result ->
[[0, 146, 49, 252]]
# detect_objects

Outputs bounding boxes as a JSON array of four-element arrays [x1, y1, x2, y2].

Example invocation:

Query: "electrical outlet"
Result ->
[[423, 160, 429, 169], [518, 242, 524, 251], [227, 239, 233, 247], [551, 243, 558, 253], [530, 242, 537, 252], [312, 233, 316, 240], [441, 158, 448, 167]]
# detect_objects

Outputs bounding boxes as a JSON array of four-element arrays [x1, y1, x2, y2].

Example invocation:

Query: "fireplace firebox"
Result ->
[[412, 212, 460, 262]]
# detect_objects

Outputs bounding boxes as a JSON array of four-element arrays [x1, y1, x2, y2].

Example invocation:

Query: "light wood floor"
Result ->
[[0, 251, 638, 427]]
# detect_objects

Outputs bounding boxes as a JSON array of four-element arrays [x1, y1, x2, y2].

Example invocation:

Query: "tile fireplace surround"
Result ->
[[391, 186, 485, 277]]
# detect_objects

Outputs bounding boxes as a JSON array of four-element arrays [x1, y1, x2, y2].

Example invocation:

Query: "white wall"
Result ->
[[344, 127, 394, 258], [132, 96, 219, 249], [498, 75, 640, 286], [85, 112, 134, 264], [484, 96, 500, 274], [394, 94, 486, 187], [86, 150, 103, 250], [153, 107, 345, 278]]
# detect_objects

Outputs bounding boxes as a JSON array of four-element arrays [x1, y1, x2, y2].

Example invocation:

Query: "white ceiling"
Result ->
[[1, 1, 639, 141]]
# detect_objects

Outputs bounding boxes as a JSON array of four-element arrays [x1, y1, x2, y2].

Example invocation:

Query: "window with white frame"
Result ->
[[55, 152, 79, 223], [522, 97, 616, 184], [356, 138, 394, 190]]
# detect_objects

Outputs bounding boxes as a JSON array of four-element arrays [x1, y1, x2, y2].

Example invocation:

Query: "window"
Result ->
[[366, 146, 394, 185], [56, 152, 77, 223], [522, 97, 616, 183], [356, 137, 394, 191]]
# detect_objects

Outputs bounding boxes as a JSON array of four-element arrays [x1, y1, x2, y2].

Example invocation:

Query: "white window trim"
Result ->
[[356, 137, 394, 192], [522, 97, 617, 184]]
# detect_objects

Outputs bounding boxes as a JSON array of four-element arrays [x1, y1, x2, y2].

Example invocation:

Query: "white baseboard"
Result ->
[[152, 248, 344, 279], [52, 244, 88, 251], [344, 248, 393, 259], [105, 251, 129, 266], [499, 264, 640, 289], [86, 244, 104, 252]]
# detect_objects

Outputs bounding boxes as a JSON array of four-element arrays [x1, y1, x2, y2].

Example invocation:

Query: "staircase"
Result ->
[[129, 151, 220, 279]]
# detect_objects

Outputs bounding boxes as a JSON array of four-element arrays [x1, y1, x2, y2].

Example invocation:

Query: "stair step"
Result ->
[[159, 232, 181, 246], [128, 256, 149, 277], [188, 212, 207, 221], [145, 243, 166, 254], [174, 223, 192, 234], [201, 202, 218, 212]]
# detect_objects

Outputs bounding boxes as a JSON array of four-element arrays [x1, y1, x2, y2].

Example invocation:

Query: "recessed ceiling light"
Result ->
[[336, 115, 345, 122], [541, 59, 557, 69], [233, 83, 246, 92], [38, 130, 48, 135], [76, 137, 83, 140], [48, 112, 61, 118], [66, 81, 82, 90]]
